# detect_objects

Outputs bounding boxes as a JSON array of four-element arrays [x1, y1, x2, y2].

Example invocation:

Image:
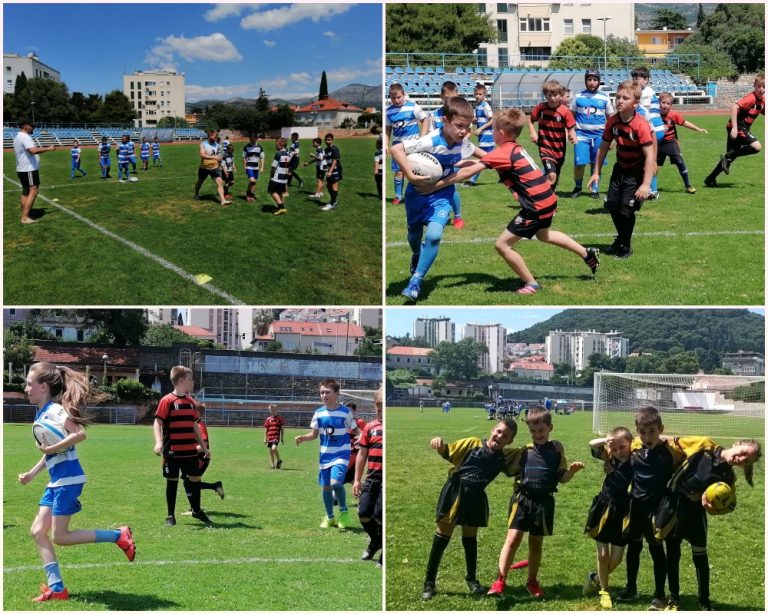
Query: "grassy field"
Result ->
[[385, 114, 764, 305], [385, 407, 765, 611], [3, 423, 381, 611], [4, 137, 382, 305]]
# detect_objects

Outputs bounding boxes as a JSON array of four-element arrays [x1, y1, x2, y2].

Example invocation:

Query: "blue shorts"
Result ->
[[574, 136, 605, 167], [100, 156, 111, 166], [404, 186, 453, 228], [153, 154, 160, 159], [478, 144, 495, 153], [318, 463, 348, 486], [129, 156, 136, 164], [141, 155, 149, 161], [390, 158, 402, 173], [39, 484, 84, 516], [246, 168, 260, 180]]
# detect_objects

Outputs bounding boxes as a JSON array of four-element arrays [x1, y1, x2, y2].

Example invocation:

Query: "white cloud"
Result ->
[[240, 4, 352, 31], [185, 83, 256, 102], [203, 4, 256, 22], [325, 58, 382, 84], [323, 31, 336, 38], [145, 33, 242, 68], [263, 40, 277, 47], [186, 72, 316, 103]]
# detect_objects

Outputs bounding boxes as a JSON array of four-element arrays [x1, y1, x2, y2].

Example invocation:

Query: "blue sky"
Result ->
[[3, 3, 382, 102], [386, 308, 765, 339]]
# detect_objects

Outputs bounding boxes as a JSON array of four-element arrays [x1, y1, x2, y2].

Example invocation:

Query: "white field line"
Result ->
[[386, 229, 764, 248], [4, 556, 360, 573], [3, 175, 245, 305], [2, 174, 190, 192]]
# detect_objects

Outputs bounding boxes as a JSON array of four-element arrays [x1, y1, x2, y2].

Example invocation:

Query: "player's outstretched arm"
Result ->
[[588, 143, 610, 190], [295, 428, 319, 445], [682, 120, 707, 134], [635, 143, 654, 200], [560, 461, 585, 483], [18, 455, 47, 484], [353, 447, 370, 497], [430, 437, 447, 454]]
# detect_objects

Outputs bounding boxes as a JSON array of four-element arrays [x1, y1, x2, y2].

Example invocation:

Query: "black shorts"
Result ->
[[163, 455, 202, 479], [507, 490, 555, 536], [622, 496, 662, 543], [585, 492, 628, 546], [606, 165, 645, 216], [436, 480, 489, 527], [657, 140, 684, 167], [266, 440, 280, 448], [726, 126, 758, 152], [540, 156, 564, 179], [316, 168, 326, 180], [507, 208, 554, 239], [198, 167, 222, 181], [655, 493, 708, 547], [326, 171, 342, 184], [289, 157, 300, 171], [358, 478, 382, 522], [18, 170, 41, 196], [197, 454, 210, 477], [268, 181, 286, 194], [344, 449, 359, 484]]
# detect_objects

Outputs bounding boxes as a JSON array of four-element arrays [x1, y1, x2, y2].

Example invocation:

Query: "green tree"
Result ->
[[15, 78, 75, 124], [339, 117, 356, 129], [651, 9, 688, 30], [672, 40, 737, 81], [355, 110, 382, 129], [142, 324, 205, 347], [387, 369, 418, 388], [319, 70, 329, 100], [96, 90, 136, 123], [430, 338, 488, 380], [157, 116, 189, 128], [3, 329, 36, 369], [659, 350, 700, 374], [551, 35, 642, 69], [232, 107, 267, 137], [696, 4, 706, 29], [9, 321, 55, 341], [253, 311, 274, 337], [386, 3, 496, 55], [265, 341, 283, 352], [266, 104, 294, 130]]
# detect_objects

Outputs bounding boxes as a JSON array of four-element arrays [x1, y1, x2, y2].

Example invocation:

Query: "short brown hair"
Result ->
[[493, 107, 526, 139], [440, 80, 458, 95], [170, 365, 193, 385], [526, 406, 552, 426], [320, 378, 340, 393], [635, 406, 663, 430], [659, 92, 674, 102], [631, 66, 650, 80], [542, 80, 561, 96], [755, 74, 765, 86], [474, 83, 487, 94], [389, 83, 404, 94], [608, 426, 633, 443], [617, 80, 642, 102], [443, 96, 474, 122]]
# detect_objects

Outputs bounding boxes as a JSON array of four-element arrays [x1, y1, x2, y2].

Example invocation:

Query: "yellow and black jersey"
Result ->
[[669, 446, 735, 497], [509, 440, 567, 495], [591, 444, 633, 504], [441, 437, 521, 488]]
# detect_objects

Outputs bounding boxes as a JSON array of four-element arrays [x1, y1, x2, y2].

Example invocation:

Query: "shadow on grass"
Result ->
[[75, 590, 179, 610], [192, 521, 262, 530], [204, 510, 249, 519], [356, 191, 381, 199], [29, 207, 54, 220]]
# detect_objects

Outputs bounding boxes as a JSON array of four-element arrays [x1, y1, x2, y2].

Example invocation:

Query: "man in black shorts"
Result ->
[[13, 118, 55, 224], [322, 133, 343, 211], [194, 129, 231, 206]]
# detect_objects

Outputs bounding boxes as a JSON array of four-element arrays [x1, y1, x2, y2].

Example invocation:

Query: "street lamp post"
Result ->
[[30, 101, 35, 124], [101, 354, 108, 386], [597, 17, 613, 70]]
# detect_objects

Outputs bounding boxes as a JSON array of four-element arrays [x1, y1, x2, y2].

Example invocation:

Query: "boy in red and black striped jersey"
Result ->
[[528, 80, 577, 189], [657, 93, 708, 194], [153, 365, 211, 526], [423, 107, 599, 295], [589, 81, 654, 259], [264, 404, 285, 469], [354, 389, 383, 565], [705, 74, 765, 187]]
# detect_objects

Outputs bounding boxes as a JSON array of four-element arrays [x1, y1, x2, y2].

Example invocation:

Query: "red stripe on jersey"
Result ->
[[531, 103, 576, 161], [602, 113, 653, 170], [481, 140, 558, 216], [155, 393, 200, 457], [359, 418, 383, 478], [727, 92, 765, 135], [264, 415, 285, 441], [661, 109, 685, 142]]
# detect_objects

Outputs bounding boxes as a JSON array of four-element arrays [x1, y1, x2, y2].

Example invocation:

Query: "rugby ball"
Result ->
[[704, 481, 736, 515], [33, 406, 69, 450], [129, 176, 139, 183], [406, 152, 443, 182]]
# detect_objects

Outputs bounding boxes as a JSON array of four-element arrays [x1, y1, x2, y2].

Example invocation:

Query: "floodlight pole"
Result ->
[[597, 17, 613, 70]]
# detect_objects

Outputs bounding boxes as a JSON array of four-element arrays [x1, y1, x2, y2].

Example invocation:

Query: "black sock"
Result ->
[[361, 518, 381, 552], [461, 536, 478, 581], [728, 144, 760, 160], [166, 480, 178, 516], [199, 481, 216, 490], [673, 160, 691, 187], [707, 161, 723, 180], [609, 210, 624, 242], [328, 188, 338, 204], [425, 532, 451, 584], [666, 539, 682, 599], [623, 213, 636, 247], [692, 550, 710, 603], [625, 540, 642, 591], [648, 541, 667, 599], [186, 480, 202, 512]]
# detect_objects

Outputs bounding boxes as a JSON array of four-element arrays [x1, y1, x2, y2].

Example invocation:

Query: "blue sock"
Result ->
[[415, 221, 444, 279], [94, 529, 119, 543], [469, 171, 480, 184], [575, 177, 583, 189], [394, 177, 403, 199], [675, 160, 691, 187], [322, 488, 335, 518], [651, 175, 658, 192], [452, 191, 462, 218], [44, 562, 64, 592], [332, 482, 348, 512]]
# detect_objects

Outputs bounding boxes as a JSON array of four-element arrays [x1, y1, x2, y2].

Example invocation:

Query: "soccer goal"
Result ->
[[340, 389, 379, 422], [593, 372, 765, 440]]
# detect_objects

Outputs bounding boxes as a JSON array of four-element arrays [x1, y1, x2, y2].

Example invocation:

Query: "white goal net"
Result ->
[[593, 372, 764, 440], [340, 389, 379, 421]]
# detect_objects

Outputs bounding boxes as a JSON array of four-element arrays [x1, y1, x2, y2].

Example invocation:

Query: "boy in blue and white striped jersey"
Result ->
[[632, 67, 665, 199], [140, 137, 150, 171], [116, 135, 133, 182], [386, 83, 428, 204], [151, 137, 162, 167], [70, 140, 86, 178], [466, 83, 495, 187], [268, 137, 291, 215], [295, 378, 361, 529]]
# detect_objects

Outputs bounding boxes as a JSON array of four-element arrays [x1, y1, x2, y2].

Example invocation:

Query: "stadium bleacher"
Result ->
[[4, 125, 208, 148]]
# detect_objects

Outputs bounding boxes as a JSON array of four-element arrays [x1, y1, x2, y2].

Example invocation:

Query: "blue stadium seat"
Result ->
[[455, 66, 465, 74]]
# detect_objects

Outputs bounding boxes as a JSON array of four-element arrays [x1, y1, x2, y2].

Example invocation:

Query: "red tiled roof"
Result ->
[[175, 325, 215, 339], [387, 347, 433, 357], [34, 345, 140, 367], [295, 97, 363, 113], [509, 362, 554, 372], [271, 321, 365, 337]]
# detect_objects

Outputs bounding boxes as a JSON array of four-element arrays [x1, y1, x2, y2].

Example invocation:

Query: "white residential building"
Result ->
[[188, 309, 242, 350], [722, 351, 765, 376], [123, 70, 185, 128], [414, 317, 455, 347], [3, 53, 61, 94], [146, 308, 183, 326], [462, 323, 507, 375], [2, 308, 90, 342], [477, 3, 635, 67], [546, 329, 629, 371]]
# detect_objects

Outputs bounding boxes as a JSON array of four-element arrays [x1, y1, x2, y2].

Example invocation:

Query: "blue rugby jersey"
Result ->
[[34, 402, 86, 488], [126, 140, 136, 158], [571, 89, 615, 139], [70, 146, 81, 161], [117, 142, 133, 164], [310, 404, 357, 469], [402, 128, 477, 199], [475, 100, 495, 147], [99, 142, 111, 158], [430, 107, 446, 132], [243, 143, 265, 168], [386, 100, 428, 143], [140, 142, 150, 157], [151, 142, 161, 157], [640, 86, 666, 138]]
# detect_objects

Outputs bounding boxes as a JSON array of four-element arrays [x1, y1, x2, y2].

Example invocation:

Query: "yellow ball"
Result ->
[[705, 481, 736, 515]]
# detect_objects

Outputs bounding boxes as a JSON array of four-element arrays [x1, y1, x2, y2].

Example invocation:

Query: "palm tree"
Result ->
[[253, 310, 274, 337]]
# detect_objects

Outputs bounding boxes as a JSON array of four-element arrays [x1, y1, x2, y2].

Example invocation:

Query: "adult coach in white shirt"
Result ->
[[13, 118, 55, 224]]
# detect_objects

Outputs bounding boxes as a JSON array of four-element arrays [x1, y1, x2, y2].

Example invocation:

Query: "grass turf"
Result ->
[[4, 137, 382, 305], [3, 424, 381, 610], [385, 114, 764, 304], [385, 407, 764, 611]]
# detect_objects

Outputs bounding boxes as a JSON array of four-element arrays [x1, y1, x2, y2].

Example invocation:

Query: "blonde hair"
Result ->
[[28, 362, 106, 426], [170, 365, 193, 385], [659, 92, 674, 102], [617, 81, 642, 102], [542, 80, 561, 96], [493, 107, 526, 139], [733, 439, 761, 486], [754, 74, 765, 86]]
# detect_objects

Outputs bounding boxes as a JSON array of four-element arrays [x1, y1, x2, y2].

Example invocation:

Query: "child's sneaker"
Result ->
[[32, 584, 69, 602], [648, 597, 667, 610], [421, 581, 436, 600], [402, 282, 421, 302], [590, 190, 600, 199], [583, 571, 599, 596], [698, 599, 713, 611], [664, 599, 680, 611], [452, 216, 465, 229], [466, 579, 487, 596], [392, 197, 401, 205], [116, 526, 136, 562], [704, 176, 717, 188], [686, 186, 697, 194], [319, 516, 337, 529], [570, 187, 582, 198], [165, 515, 176, 526], [719, 154, 731, 175], [487, 579, 506, 597], [214, 481, 225, 499], [599, 589, 613, 609], [337, 510, 351, 529], [584, 248, 600, 275], [515, 282, 541, 295], [616, 588, 638, 602], [526, 578, 545, 598], [614, 245, 633, 259]]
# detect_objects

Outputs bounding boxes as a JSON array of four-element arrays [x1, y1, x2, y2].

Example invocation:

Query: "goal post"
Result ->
[[593, 372, 764, 440], [339, 389, 379, 422]]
